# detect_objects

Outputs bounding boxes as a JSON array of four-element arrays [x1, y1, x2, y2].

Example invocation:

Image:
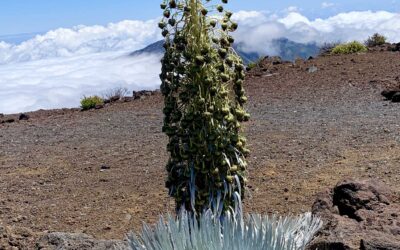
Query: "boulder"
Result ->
[[308, 179, 400, 250]]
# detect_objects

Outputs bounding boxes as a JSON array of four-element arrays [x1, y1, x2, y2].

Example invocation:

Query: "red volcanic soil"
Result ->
[[1, 50, 400, 248]]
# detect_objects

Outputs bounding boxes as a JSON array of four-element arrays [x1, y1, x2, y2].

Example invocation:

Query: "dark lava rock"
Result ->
[[95, 104, 104, 110], [4, 119, 15, 123], [100, 165, 110, 170], [388, 42, 400, 52], [133, 90, 156, 100], [392, 93, 400, 103], [109, 96, 120, 103], [308, 179, 400, 250], [36, 232, 127, 250], [266, 56, 282, 65], [381, 90, 399, 100], [121, 96, 134, 102], [19, 113, 30, 121]]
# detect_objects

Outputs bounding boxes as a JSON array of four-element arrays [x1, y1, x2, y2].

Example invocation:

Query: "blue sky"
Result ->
[[0, 0, 399, 36]]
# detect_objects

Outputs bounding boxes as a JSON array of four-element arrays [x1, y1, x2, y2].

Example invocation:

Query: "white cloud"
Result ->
[[321, 2, 335, 9], [233, 10, 400, 55], [0, 19, 163, 114], [284, 6, 301, 13], [0, 19, 161, 64], [0, 51, 162, 114]]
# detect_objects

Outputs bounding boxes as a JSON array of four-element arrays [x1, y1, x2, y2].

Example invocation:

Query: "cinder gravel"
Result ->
[[0, 50, 399, 248]]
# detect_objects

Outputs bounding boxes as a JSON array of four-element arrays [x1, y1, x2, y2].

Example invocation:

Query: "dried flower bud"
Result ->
[[209, 20, 217, 27], [230, 22, 238, 31], [169, 0, 177, 8], [162, 29, 169, 37], [168, 18, 176, 26], [163, 10, 171, 18], [158, 22, 167, 29]]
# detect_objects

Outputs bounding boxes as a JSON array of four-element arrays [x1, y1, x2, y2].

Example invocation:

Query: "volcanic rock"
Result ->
[[19, 113, 30, 121], [381, 90, 399, 100], [392, 93, 400, 103], [308, 179, 400, 250], [133, 90, 156, 100], [109, 96, 120, 103]]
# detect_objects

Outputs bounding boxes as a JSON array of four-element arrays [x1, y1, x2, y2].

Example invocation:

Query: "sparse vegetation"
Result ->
[[365, 33, 387, 47], [331, 41, 368, 55], [80, 95, 104, 110]]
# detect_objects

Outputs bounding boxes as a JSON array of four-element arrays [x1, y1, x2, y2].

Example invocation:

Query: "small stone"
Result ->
[[307, 65, 318, 73], [18, 114, 29, 121], [124, 214, 132, 221], [100, 165, 110, 170]]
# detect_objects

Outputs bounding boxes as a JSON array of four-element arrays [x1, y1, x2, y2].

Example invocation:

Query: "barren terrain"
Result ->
[[1, 50, 400, 248]]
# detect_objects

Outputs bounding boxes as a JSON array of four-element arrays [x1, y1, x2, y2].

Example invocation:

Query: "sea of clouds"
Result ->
[[1, 10, 400, 114]]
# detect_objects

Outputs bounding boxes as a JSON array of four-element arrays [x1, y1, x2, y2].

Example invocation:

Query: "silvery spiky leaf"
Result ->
[[126, 209, 322, 250]]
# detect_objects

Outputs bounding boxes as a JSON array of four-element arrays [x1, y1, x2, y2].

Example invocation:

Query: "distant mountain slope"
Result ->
[[130, 38, 320, 63], [130, 40, 165, 56], [274, 38, 320, 61]]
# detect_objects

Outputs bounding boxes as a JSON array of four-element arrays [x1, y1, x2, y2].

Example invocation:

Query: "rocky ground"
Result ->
[[1, 50, 400, 249]]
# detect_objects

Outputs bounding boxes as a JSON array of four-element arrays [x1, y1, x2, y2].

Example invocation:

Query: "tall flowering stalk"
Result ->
[[159, 0, 250, 214]]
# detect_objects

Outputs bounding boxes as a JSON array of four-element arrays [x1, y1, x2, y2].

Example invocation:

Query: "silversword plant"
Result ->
[[128, 209, 323, 250]]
